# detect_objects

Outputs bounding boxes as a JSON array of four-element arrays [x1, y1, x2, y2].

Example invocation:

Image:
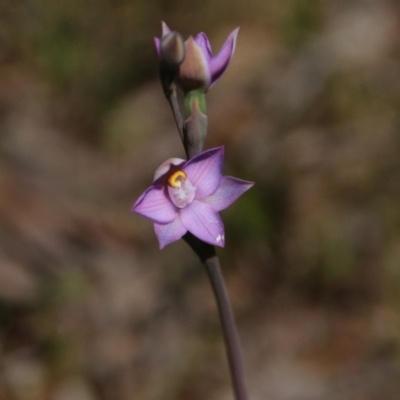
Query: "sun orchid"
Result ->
[[132, 147, 253, 249], [154, 22, 239, 92]]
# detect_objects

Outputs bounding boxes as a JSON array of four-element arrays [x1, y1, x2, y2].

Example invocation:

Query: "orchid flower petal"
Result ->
[[193, 32, 212, 61], [132, 185, 178, 224], [201, 176, 254, 211], [154, 218, 187, 249], [180, 201, 225, 247], [183, 147, 224, 198], [209, 27, 239, 87]]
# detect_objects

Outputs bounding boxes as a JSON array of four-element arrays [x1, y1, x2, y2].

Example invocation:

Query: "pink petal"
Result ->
[[180, 201, 225, 247], [193, 32, 212, 62], [132, 185, 178, 224], [183, 147, 224, 198], [201, 176, 254, 211], [154, 217, 187, 249], [209, 27, 239, 87]]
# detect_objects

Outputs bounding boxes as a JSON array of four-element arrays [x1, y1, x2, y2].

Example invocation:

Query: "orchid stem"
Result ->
[[183, 234, 249, 400], [159, 63, 185, 142], [205, 255, 249, 400], [167, 89, 185, 142]]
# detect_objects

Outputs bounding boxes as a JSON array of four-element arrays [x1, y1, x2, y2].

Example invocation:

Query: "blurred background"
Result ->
[[1, 0, 400, 399]]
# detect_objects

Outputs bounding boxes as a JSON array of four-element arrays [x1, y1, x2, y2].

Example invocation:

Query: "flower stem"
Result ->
[[183, 234, 249, 400], [167, 89, 185, 142], [205, 255, 249, 400], [179, 62, 248, 400]]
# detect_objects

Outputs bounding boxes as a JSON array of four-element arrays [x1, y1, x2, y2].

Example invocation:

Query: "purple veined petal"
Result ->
[[154, 217, 187, 249], [209, 27, 240, 87], [201, 176, 254, 212], [180, 201, 225, 247], [193, 32, 213, 62], [183, 147, 224, 198], [132, 185, 178, 224]]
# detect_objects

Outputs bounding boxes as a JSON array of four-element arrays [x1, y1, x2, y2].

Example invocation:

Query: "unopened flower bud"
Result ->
[[178, 36, 210, 91], [160, 31, 185, 68], [155, 22, 239, 92]]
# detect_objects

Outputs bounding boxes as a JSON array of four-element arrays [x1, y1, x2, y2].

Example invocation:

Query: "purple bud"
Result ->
[[160, 32, 185, 68], [155, 22, 240, 92]]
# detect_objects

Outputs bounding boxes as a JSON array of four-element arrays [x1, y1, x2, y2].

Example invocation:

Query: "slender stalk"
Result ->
[[159, 62, 185, 142], [205, 255, 249, 400], [167, 89, 185, 142], [183, 234, 249, 400]]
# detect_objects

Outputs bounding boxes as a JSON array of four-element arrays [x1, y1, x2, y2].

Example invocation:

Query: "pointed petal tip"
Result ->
[[181, 201, 225, 247], [208, 27, 240, 87], [229, 27, 240, 51], [202, 145, 225, 157], [201, 176, 254, 212], [211, 145, 225, 160], [195, 32, 208, 39], [131, 195, 143, 213], [193, 32, 210, 45], [184, 146, 224, 167], [204, 232, 225, 247], [214, 233, 225, 247], [154, 219, 187, 249], [204, 145, 224, 156], [232, 26, 241, 35], [131, 203, 137, 213], [246, 181, 255, 188], [214, 145, 224, 151], [161, 21, 171, 37]]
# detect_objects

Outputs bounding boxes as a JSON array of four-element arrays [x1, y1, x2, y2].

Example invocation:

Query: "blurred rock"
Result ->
[[2, 355, 47, 400], [52, 377, 96, 400], [0, 253, 37, 302]]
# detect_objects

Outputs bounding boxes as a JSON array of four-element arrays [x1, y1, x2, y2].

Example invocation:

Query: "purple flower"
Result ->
[[154, 22, 239, 91], [132, 147, 253, 249]]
